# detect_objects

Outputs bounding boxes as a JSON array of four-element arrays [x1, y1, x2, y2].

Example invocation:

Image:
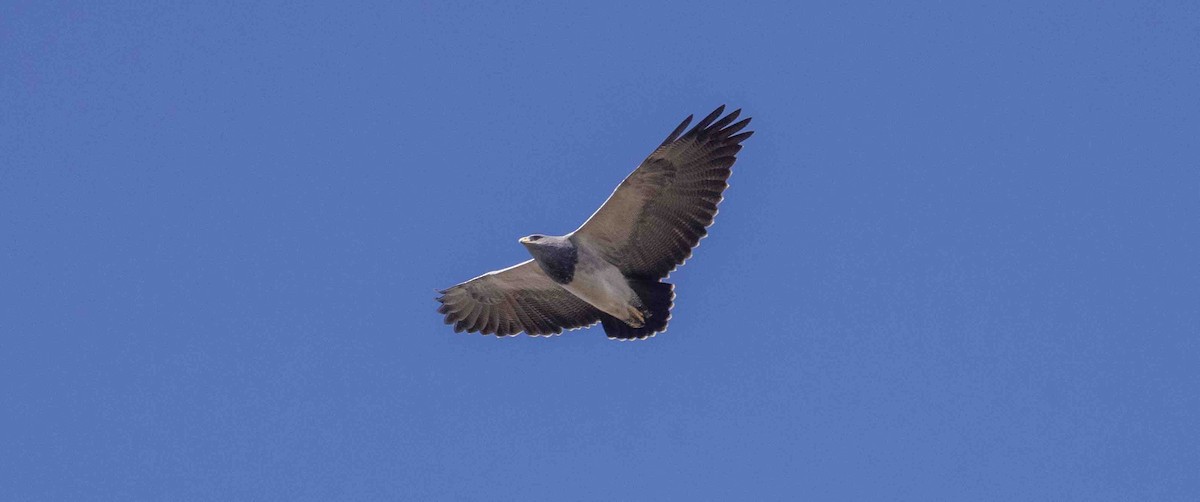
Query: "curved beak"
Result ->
[[518, 236, 530, 244]]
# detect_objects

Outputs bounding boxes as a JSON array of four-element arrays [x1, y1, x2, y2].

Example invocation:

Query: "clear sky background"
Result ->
[[3, 2, 1198, 500]]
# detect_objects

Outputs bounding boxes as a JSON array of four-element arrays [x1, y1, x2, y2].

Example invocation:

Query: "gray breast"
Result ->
[[527, 238, 578, 284]]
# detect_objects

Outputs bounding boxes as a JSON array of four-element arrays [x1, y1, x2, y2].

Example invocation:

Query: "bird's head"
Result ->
[[518, 234, 547, 246], [520, 234, 573, 256], [518, 234, 578, 283]]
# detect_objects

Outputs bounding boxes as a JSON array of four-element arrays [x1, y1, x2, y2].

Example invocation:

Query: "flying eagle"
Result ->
[[436, 106, 753, 340]]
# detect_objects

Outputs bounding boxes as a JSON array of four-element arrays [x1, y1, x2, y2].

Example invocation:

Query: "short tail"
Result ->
[[601, 280, 674, 340]]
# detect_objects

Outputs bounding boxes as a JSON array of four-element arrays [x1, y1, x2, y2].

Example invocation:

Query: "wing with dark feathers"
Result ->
[[436, 260, 602, 337], [574, 105, 753, 279]]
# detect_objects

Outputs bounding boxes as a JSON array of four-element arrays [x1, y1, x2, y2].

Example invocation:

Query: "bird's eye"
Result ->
[[530, 235, 542, 241]]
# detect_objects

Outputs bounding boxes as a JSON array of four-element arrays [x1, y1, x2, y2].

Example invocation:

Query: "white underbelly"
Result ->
[[562, 261, 634, 320]]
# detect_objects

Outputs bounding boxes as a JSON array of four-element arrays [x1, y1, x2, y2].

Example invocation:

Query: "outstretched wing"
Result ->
[[436, 260, 602, 337], [574, 106, 753, 279]]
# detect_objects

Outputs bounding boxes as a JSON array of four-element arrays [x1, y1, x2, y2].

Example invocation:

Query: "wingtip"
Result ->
[[662, 113, 695, 146], [694, 105, 726, 132], [710, 108, 741, 131]]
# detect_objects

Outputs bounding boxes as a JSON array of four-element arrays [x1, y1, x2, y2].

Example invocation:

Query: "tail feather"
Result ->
[[601, 280, 674, 340]]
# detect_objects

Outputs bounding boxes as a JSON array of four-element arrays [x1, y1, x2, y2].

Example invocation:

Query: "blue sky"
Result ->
[[2, 1, 1198, 500]]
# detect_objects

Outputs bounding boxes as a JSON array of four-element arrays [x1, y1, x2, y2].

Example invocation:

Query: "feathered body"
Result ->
[[436, 106, 753, 340]]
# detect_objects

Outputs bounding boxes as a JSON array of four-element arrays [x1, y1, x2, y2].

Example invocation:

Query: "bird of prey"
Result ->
[[436, 105, 753, 340]]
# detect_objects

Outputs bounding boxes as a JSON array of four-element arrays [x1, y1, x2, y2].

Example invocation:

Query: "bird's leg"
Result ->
[[624, 306, 646, 328]]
